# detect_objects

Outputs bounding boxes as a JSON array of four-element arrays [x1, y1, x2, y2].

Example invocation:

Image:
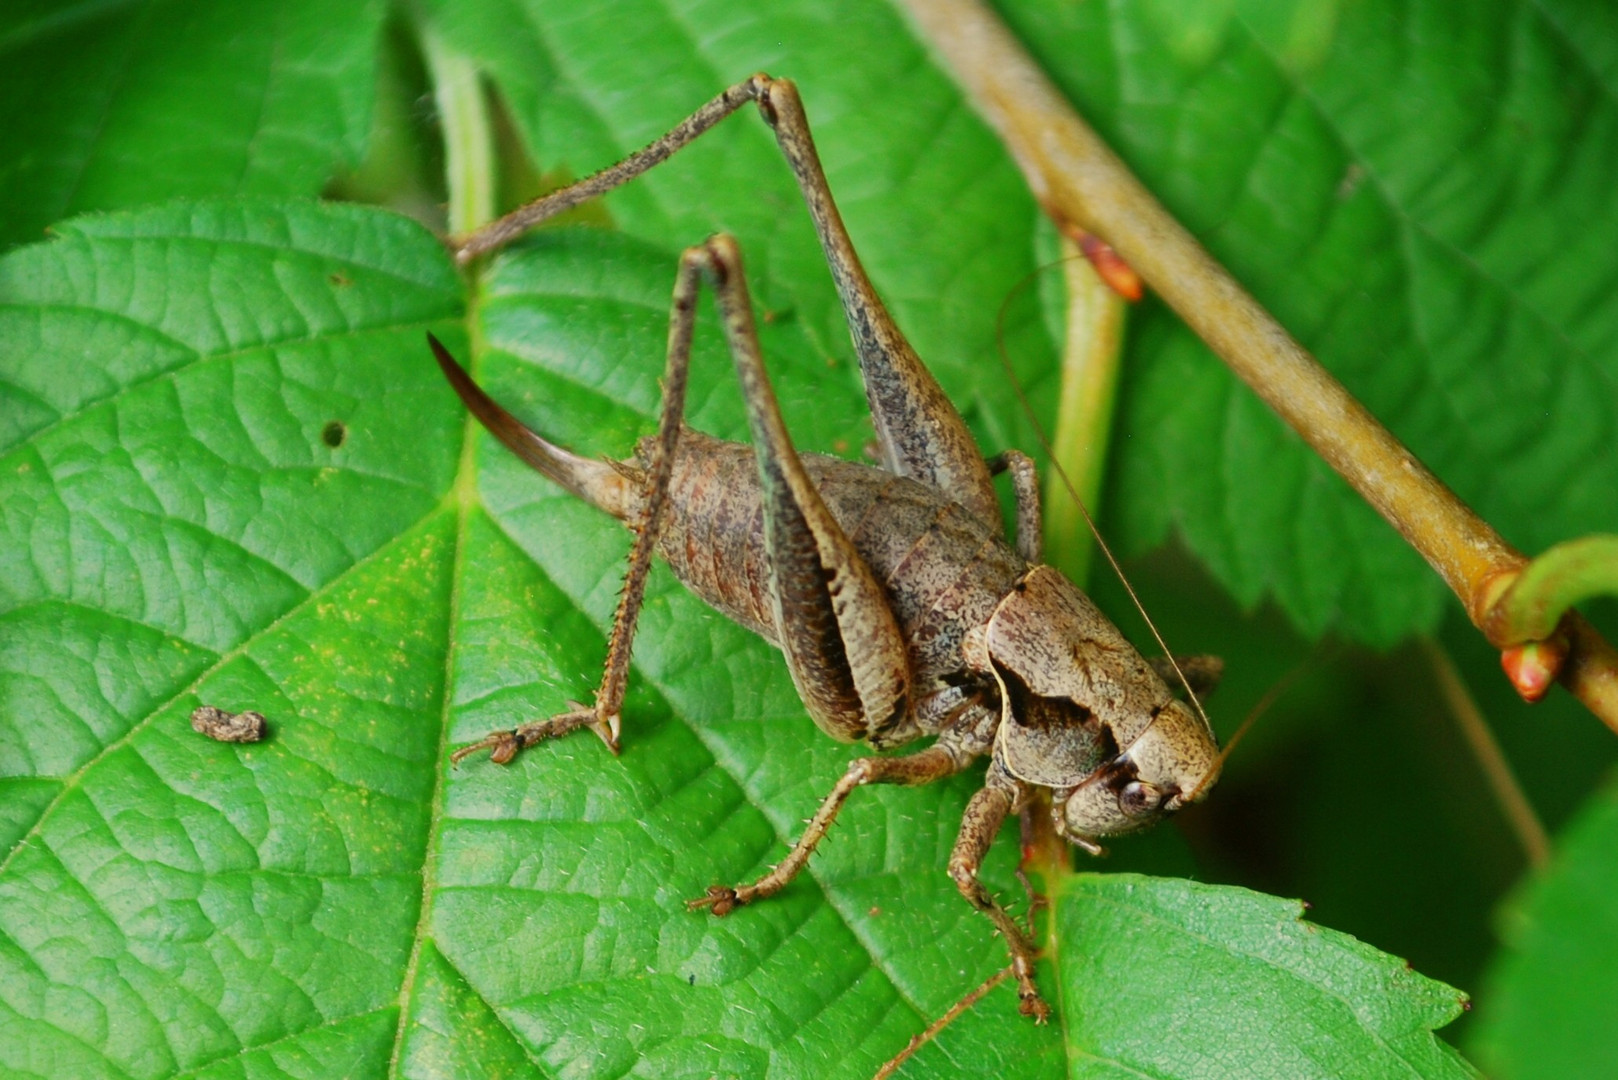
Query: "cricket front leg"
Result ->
[[450, 245, 707, 766], [689, 742, 966, 914], [951, 767, 1050, 1022]]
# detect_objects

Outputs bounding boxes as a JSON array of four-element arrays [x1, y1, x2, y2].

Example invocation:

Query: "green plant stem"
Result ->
[[1044, 236, 1127, 587], [420, 24, 494, 236], [898, 0, 1618, 733], [1488, 535, 1618, 643]]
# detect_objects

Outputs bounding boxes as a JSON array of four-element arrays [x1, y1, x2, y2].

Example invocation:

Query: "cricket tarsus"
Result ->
[[447, 701, 605, 766], [437, 74, 1223, 1026]]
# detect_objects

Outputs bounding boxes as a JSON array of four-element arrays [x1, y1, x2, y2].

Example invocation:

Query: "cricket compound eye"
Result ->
[[1060, 771, 1141, 840], [1117, 780, 1163, 818]]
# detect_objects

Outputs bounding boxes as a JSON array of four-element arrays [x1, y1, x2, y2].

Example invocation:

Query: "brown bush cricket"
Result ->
[[432, 73, 1221, 1021]]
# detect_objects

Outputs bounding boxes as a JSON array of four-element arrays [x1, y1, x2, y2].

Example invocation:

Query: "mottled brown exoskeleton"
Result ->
[[190, 705, 268, 744], [434, 74, 1222, 1021]]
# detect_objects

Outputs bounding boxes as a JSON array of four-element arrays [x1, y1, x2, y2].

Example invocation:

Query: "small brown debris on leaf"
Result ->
[[191, 705, 268, 744]]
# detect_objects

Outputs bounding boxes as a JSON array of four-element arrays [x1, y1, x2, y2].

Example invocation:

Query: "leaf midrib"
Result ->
[[386, 391, 474, 1077]]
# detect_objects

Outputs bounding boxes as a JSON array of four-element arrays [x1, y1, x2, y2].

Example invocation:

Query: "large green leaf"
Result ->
[[0, 0, 384, 250], [0, 201, 1480, 1079], [4, 0, 1612, 1075], [0, 200, 463, 1077], [1049, 876, 1474, 1080]]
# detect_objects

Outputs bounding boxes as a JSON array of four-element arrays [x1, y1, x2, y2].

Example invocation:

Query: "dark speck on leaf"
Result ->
[[329, 271, 352, 287], [322, 420, 347, 448], [688, 974, 696, 987]]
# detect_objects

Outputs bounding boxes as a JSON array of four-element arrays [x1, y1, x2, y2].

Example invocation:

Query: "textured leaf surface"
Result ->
[[0, 0, 383, 249], [0, 199, 1481, 1078], [1050, 876, 1476, 1080], [1471, 774, 1618, 1080], [0, 200, 462, 1078], [4, 0, 1599, 1074]]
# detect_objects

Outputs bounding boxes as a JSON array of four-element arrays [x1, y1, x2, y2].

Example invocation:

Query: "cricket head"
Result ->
[[969, 566, 1221, 855], [1053, 694, 1220, 851]]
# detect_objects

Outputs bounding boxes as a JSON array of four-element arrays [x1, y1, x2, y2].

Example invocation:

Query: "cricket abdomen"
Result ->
[[648, 431, 1025, 714]]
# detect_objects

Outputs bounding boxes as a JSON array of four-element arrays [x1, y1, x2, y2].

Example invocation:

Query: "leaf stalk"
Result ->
[[420, 24, 495, 236], [1044, 235, 1128, 587]]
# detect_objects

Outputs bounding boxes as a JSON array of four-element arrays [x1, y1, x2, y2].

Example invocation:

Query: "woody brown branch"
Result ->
[[896, 0, 1618, 733]]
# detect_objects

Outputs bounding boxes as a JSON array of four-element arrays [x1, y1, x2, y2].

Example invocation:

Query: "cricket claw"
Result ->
[[687, 885, 740, 916], [450, 730, 519, 767], [1011, 951, 1050, 1023], [449, 701, 619, 766], [1019, 990, 1052, 1024], [588, 704, 622, 755]]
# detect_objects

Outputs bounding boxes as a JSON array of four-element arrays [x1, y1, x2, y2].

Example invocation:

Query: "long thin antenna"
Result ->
[[995, 267, 1217, 742], [1185, 650, 1321, 800], [870, 966, 1013, 1080]]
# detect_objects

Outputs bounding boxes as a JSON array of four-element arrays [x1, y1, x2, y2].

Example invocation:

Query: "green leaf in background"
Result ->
[[1470, 773, 1618, 1079], [0, 0, 384, 250], [2, 0, 1615, 1077], [1000, 0, 1618, 645]]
